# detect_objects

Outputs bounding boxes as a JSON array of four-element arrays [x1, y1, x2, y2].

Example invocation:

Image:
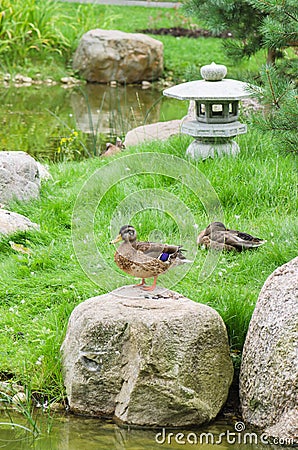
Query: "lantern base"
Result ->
[[186, 139, 240, 160]]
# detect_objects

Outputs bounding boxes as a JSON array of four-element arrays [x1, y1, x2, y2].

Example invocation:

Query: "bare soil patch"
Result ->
[[138, 26, 232, 38]]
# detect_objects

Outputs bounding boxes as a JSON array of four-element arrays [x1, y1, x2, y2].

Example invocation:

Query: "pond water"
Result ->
[[0, 83, 188, 160], [0, 410, 291, 450]]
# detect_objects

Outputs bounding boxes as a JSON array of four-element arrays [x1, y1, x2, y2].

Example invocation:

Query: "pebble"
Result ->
[[141, 80, 151, 89], [60, 76, 82, 85], [14, 74, 33, 84], [49, 402, 66, 412], [0, 381, 24, 395], [12, 392, 27, 404]]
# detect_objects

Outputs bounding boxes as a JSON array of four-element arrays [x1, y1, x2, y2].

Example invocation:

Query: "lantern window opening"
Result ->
[[229, 102, 238, 118], [211, 104, 224, 117], [200, 103, 206, 114]]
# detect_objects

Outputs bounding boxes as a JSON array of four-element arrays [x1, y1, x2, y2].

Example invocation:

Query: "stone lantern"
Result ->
[[163, 62, 251, 159]]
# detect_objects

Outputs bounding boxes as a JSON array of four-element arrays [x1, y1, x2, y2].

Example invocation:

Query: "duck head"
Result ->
[[110, 225, 137, 244]]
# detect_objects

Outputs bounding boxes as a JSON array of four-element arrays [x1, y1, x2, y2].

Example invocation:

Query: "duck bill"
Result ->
[[110, 234, 122, 244]]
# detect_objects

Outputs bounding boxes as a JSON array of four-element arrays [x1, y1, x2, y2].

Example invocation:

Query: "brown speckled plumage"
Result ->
[[110, 225, 187, 291], [197, 222, 266, 252]]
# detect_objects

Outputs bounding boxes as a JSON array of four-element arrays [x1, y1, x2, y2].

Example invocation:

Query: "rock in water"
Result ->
[[0, 151, 40, 203], [240, 257, 298, 444], [73, 29, 163, 84], [61, 286, 233, 427]]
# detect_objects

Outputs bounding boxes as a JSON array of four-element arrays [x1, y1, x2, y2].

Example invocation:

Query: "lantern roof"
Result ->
[[163, 79, 251, 101]]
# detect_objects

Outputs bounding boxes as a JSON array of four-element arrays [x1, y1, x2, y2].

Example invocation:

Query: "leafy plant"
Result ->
[[0, 0, 71, 61], [56, 130, 84, 161], [0, 387, 40, 436], [0, 0, 118, 68]]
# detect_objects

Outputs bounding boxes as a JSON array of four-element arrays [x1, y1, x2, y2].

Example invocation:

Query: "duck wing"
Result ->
[[198, 223, 266, 251], [204, 236, 237, 252], [135, 241, 184, 261], [224, 230, 266, 250]]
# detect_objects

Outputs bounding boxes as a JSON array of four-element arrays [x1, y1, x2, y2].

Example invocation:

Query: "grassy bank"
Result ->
[[0, 0, 264, 82], [0, 129, 297, 399], [0, 0, 297, 415]]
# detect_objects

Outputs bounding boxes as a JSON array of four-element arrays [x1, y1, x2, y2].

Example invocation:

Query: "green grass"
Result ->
[[159, 35, 265, 81], [0, 1, 264, 82], [0, 129, 297, 398], [0, 0, 297, 407]]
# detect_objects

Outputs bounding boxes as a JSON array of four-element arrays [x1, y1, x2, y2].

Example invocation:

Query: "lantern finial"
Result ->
[[200, 62, 227, 81]]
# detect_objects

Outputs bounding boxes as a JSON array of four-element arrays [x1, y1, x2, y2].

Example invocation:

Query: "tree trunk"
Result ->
[[266, 48, 277, 65]]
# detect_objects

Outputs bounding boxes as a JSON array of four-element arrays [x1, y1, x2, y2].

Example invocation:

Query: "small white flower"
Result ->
[[235, 215, 240, 220], [69, 113, 73, 117], [36, 355, 44, 365]]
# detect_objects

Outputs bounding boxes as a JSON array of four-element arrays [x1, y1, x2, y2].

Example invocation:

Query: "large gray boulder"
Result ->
[[73, 29, 163, 84], [124, 120, 182, 147], [0, 209, 39, 235], [61, 286, 233, 427], [0, 151, 40, 203], [124, 100, 195, 147], [240, 257, 298, 444]]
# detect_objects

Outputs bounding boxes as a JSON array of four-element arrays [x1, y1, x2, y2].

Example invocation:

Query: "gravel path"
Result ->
[[59, 0, 181, 8]]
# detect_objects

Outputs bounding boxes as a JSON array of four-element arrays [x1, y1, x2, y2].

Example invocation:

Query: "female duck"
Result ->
[[110, 225, 187, 291], [197, 222, 266, 251]]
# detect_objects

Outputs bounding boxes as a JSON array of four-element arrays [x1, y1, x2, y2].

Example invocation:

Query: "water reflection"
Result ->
[[0, 412, 290, 450], [0, 84, 187, 160], [70, 84, 163, 136]]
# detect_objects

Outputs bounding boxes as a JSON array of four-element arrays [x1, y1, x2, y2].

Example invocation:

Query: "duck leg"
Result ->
[[142, 276, 158, 291], [133, 278, 146, 288]]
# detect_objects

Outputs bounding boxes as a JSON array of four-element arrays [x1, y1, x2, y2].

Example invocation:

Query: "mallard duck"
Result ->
[[197, 222, 266, 252], [110, 225, 188, 291], [102, 137, 125, 157]]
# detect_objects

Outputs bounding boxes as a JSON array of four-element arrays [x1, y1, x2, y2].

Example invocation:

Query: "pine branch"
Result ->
[[265, 67, 280, 108], [284, 11, 298, 23]]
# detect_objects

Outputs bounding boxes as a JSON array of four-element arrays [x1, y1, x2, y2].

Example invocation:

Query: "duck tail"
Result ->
[[173, 248, 193, 264]]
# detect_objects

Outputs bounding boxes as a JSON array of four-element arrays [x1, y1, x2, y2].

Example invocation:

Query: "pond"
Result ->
[[0, 410, 291, 450], [0, 83, 188, 160]]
